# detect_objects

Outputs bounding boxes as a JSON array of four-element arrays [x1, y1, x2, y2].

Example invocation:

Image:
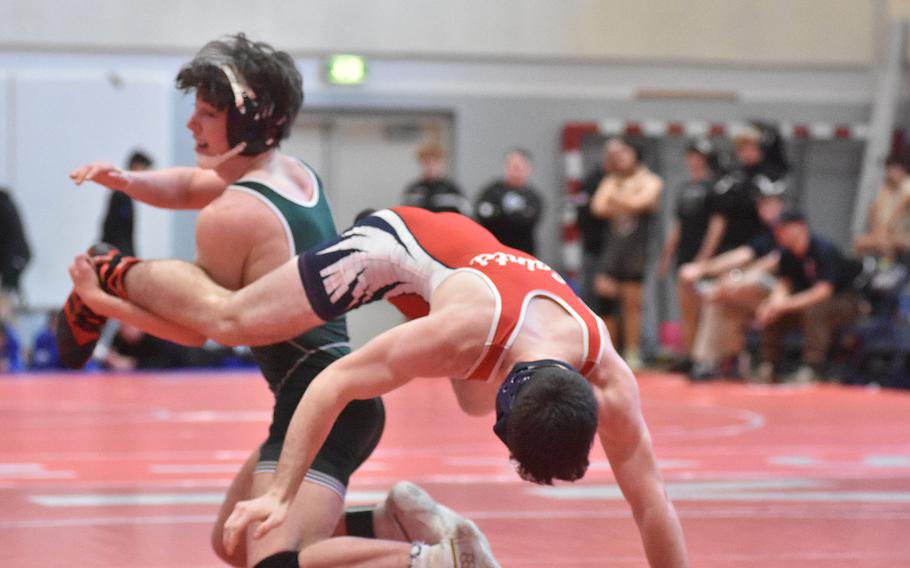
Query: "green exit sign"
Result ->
[[325, 54, 367, 85]]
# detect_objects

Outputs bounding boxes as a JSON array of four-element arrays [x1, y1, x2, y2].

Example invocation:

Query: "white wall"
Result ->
[[0, 0, 878, 66], [0, 3, 891, 309], [10, 69, 174, 307]]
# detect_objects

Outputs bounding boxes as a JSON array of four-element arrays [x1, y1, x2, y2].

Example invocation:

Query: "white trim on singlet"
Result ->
[[227, 185, 296, 257], [234, 160, 321, 208], [254, 462, 346, 499], [589, 307, 608, 373], [440, 268, 502, 382], [459, 286, 603, 382]]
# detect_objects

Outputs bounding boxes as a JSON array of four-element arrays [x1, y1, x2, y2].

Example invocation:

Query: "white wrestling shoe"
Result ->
[[415, 517, 501, 568], [385, 481, 461, 544]]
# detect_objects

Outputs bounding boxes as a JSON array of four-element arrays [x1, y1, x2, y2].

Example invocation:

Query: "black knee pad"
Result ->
[[254, 550, 298, 568], [344, 506, 376, 538]]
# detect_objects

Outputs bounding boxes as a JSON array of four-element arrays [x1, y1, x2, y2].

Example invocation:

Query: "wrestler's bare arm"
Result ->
[[221, 309, 480, 552], [71, 163, 227, 209], [596, 351, 689, 567]]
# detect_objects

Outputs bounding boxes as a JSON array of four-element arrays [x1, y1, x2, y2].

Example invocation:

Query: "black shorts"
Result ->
[[254, 343, 385, 496]]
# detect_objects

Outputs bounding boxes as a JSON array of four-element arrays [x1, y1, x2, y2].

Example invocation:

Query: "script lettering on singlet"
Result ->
[[469, 252, 566, 284]]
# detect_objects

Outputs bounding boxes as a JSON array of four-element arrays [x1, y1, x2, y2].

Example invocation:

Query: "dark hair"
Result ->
[[751, 120, 790, 176], [885, 154, 908, 170], [126, 150, 153, 170], [505, 367, 599, 484], [776, 207, 806, 225], [618, 136, 643, 162], [176, 33, 303, 154], [686, 137, 719, 172]]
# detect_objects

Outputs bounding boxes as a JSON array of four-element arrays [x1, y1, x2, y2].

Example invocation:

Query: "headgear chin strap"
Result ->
[[492, 359, 575, 445], [195, 140, 247, 170]]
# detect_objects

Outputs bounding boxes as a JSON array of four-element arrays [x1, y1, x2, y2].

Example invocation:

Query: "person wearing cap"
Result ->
[[590, 137, 663, 369], [681, 190, 785, 381], [756, 208, 865, 384], [855, 154, 910, 262], [675, 123, 790, 379], [401, 141, 471, 216], [658, 138, 721, 369], [66, 33, 493, 568], [709, 123, 788, 254]]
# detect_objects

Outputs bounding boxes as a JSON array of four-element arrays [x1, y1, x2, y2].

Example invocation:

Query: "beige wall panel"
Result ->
[[1, 0, 875, 66]]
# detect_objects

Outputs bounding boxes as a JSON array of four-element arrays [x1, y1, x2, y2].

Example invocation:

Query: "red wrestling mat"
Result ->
[[1, 370, 909, 567]]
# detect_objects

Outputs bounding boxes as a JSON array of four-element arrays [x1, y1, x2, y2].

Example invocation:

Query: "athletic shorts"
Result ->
[[599, 234, 647, 282], [252, 327, 385, 497], [257, 357, 385, 497], [297, 210, 447, 322]]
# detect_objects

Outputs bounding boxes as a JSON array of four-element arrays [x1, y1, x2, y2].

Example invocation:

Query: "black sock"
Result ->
[[344, 506, 377, 538], [253, 550, 298, 568]]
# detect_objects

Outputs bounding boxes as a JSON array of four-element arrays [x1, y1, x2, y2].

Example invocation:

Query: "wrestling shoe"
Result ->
[[385, 481, 461, 544], [55, 244, 117, 369], [416, 518, 500, 568]]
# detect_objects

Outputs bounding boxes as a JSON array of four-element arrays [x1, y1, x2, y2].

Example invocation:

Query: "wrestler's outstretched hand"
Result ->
[[68, 254, 109, 312], [223, 491, 290, 555], [70, 162, 131, 191]]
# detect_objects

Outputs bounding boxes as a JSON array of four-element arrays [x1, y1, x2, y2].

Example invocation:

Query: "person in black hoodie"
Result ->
[[99, 150, 153, 256], [0, 185, 31, 320]]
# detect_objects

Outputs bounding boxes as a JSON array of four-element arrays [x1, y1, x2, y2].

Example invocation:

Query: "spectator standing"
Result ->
[[0, 185, 31, 321], [100, 150, 153, 256], [855, 155, 910, 261], [590, 137, 663, 369], [576, 142, 612, 306], [711, 123, 788, 255], [475, 148, 543, 255], [674, 123, 788, 372], [401, 142, 471, 216], [658, 138, 721, 366]]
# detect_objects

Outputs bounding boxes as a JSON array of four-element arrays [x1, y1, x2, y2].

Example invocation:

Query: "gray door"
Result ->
[[283, 111, 455, 347]]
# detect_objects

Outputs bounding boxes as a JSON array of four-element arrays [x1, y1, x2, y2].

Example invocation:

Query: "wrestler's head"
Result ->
[[493, 359, 599, 485], [177, 33, 303, 168]]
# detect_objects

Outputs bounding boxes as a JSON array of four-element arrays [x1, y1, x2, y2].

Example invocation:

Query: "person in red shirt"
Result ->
[[69, 207, 688, 568]]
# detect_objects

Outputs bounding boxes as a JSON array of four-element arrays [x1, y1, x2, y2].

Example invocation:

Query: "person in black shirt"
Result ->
[[0, 185, 31, 320], [474, 148, 543, 255], [100, 150, 153, 256], [576, 143, 612, 306], [659, 138, 721, 275], [757, 209, 865, 383], [659, 139, 719, 365], [401, 142, 471, 216], [710, 123, 788, 254], [682, 192, 786, 381]]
